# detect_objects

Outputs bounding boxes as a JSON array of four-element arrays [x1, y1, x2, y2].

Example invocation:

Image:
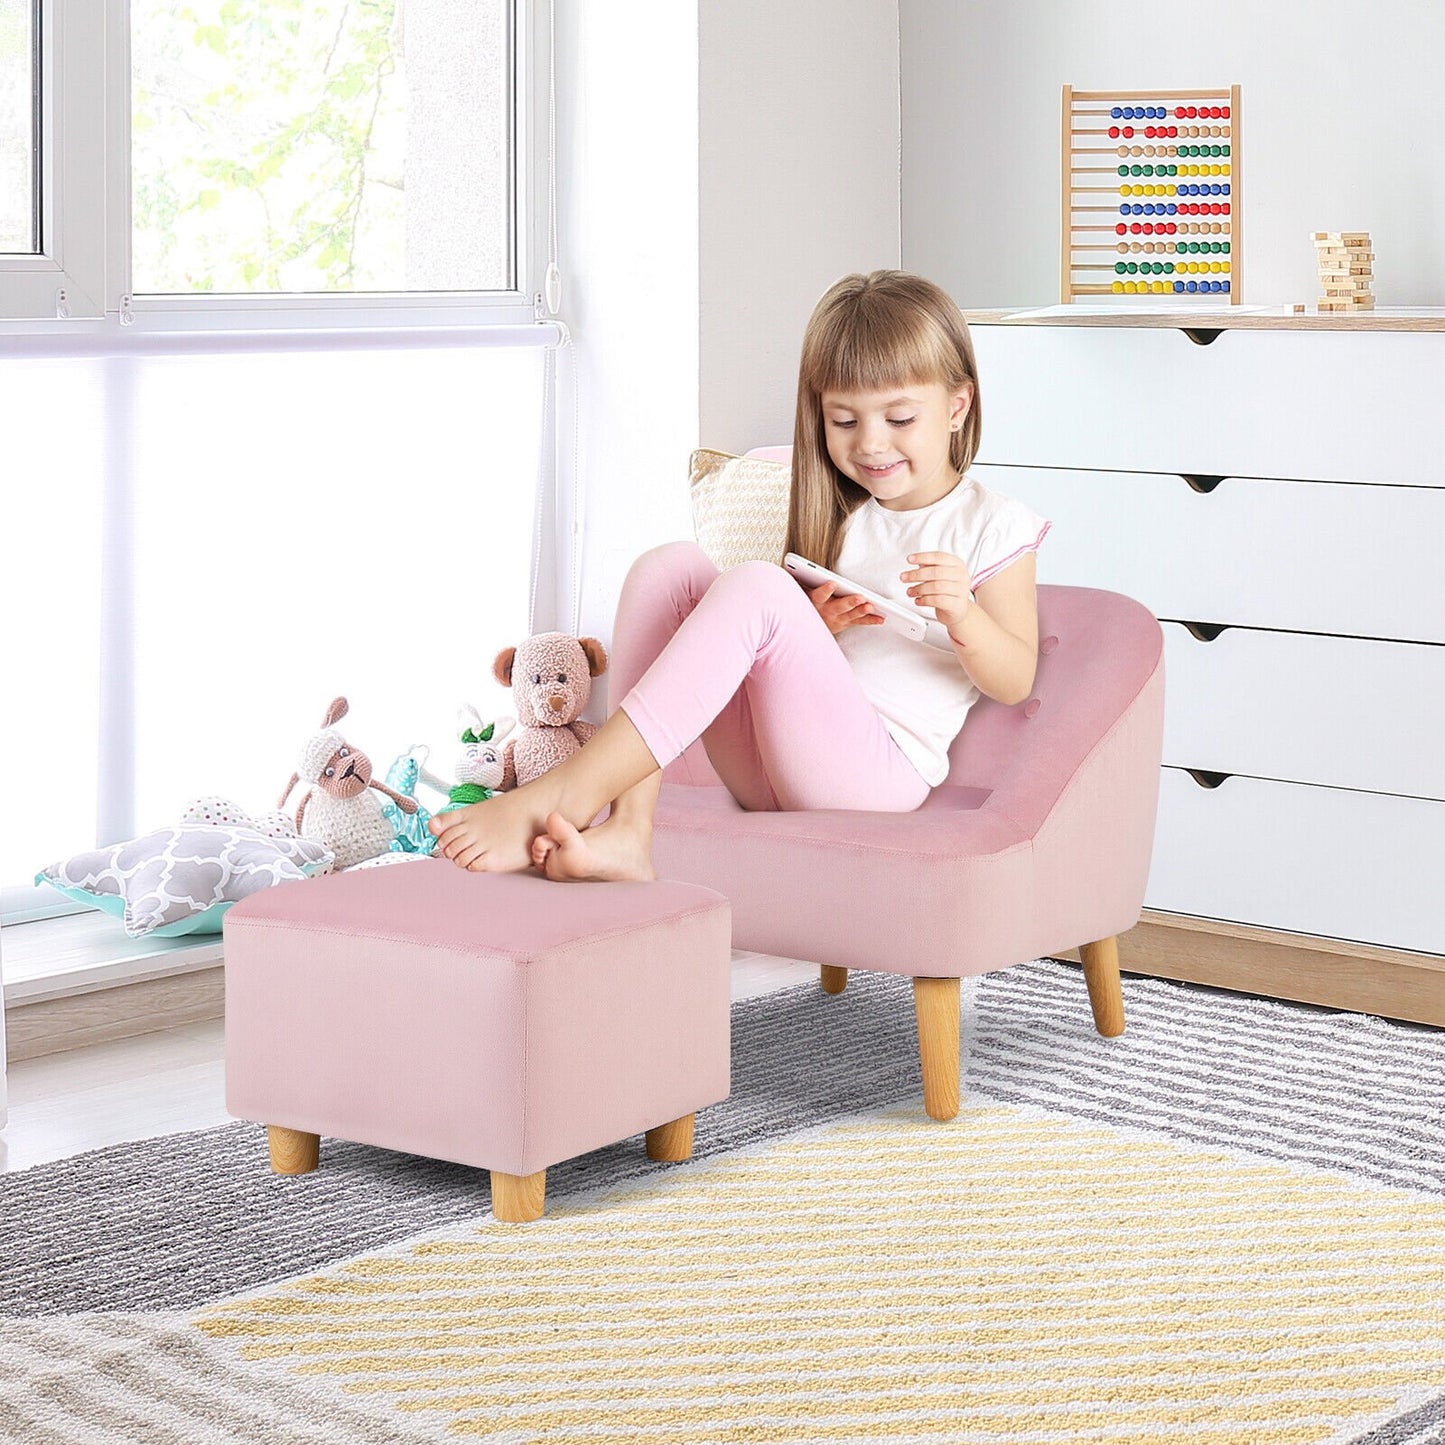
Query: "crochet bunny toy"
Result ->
[[493, 632, 607, 789], [278, 697, 418, 871], [419, 705, 517, 813]]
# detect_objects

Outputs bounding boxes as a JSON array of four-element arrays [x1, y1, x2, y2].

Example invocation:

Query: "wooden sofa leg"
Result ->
[[820, 965, 848, 995], [267, 1125, 320, 1175], [645, 1113, 695, 1162], [1080, 936, 1126, 1037], [912, 977, 962, 1121], [492, 1169, 547, 1222]]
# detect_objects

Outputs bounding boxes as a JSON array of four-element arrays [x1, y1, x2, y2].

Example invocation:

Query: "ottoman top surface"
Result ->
[[224, 859, 727, 958]]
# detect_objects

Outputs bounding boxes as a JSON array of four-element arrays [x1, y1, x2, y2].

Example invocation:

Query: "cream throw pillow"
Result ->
[[689, 448, 791, 570]]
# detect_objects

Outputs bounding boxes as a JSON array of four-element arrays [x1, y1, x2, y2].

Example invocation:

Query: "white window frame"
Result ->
[[0, 0, 553, 332], [0, 0, 113, 320]]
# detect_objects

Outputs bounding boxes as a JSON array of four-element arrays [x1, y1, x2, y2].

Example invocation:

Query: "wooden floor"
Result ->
[[0, 953, 817, 1174]]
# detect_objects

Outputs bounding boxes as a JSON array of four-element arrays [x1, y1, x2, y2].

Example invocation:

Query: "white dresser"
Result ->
[[967, 311, 1445, 1024]]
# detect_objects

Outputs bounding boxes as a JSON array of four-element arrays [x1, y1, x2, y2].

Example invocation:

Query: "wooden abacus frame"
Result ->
[[1062, 85, 1242, 305]]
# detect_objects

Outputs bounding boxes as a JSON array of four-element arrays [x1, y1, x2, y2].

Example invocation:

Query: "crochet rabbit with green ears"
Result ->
[[419, 704, 517, 814]]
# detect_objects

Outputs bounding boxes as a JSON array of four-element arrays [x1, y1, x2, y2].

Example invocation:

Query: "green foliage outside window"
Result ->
[[132, 0, 405, 293]]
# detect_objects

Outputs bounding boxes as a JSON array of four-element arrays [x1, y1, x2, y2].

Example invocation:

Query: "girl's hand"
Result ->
[[901, 551, 975, 634], [807, 580, 885, 637]]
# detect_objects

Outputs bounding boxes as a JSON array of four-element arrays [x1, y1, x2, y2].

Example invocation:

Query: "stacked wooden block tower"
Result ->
[[1314, 232, 1373, 312]]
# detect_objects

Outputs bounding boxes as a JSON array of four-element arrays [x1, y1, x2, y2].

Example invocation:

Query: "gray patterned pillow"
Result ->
[[689, 448, 791, 569], [36, 826, 335, 938]]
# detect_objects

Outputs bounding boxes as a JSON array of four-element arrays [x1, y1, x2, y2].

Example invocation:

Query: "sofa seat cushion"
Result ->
[[654, 784, 1044, 974]]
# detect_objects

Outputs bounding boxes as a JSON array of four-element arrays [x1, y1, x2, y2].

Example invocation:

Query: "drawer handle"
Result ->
[[1182, 327, 1223, 347], [1181, 474, 1225, 493], [1182, 621, 1228, 642], [1186, 768, 1230, 789]]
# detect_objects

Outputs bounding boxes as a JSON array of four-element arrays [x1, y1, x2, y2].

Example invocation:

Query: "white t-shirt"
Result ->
[[833, 472, 1051, 787]]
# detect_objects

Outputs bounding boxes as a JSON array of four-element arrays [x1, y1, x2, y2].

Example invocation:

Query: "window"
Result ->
[[1, 0, 547, 321], [0, 0, 110, 319], [1, 0, 38, 254], [132, 0, 514, 299], [0, 1, 566, 925]]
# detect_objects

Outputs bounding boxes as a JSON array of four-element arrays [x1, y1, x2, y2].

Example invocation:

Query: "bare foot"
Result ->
[[530, 811, 656, 882], [430, 788, 559, 873]]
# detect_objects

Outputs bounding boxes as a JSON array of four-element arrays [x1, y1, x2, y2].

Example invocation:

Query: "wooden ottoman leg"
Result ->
[[492, 1169, 547, 1223], [820, 965, 848, 995], [268, 1126, 320, 1175], [645, 1113, 695, 1162], [912, 976, 961, 1122], [1080, 936, 1126, 1038]]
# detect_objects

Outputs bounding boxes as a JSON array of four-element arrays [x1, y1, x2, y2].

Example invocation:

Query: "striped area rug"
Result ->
[[3, 961, 1444, 1444]]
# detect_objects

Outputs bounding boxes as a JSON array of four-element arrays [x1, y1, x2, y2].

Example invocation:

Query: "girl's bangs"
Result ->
[[804, 306, 954, 397]]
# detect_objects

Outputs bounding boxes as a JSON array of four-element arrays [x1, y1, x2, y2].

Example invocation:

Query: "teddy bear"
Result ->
[[492, 632, 607, 789]]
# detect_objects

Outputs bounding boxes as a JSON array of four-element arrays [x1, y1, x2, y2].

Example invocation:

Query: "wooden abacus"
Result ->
[[1062, 85, 1242, 304]]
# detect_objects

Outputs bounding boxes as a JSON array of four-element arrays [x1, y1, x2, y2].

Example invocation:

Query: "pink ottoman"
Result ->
[[222, 861, 731, 1222]]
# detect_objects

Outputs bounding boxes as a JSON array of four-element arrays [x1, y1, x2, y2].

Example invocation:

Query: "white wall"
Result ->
[[901, 0, 1445, 308], [699, 0, 902, 453], [555, 0, 701, 660]]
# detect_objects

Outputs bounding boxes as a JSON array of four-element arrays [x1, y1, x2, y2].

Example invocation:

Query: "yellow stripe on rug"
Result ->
[[196, 1103, 1445, 1444]]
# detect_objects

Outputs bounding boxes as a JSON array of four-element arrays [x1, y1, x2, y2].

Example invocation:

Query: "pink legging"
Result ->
[[609, 542, 931, 812]]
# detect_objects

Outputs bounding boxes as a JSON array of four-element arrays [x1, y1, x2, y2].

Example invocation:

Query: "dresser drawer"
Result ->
[[1147, 768, 1444, 955], [971, 324, 1445, 486], [977, 463, 1445, 644], [1161, 624, 1445, 800]]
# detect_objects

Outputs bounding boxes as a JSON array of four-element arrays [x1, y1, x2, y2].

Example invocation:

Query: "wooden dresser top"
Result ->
[[964, 306, 1445, 333]]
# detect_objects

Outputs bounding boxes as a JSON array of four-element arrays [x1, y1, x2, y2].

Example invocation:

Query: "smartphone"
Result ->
[[783, 553, 953, 650]]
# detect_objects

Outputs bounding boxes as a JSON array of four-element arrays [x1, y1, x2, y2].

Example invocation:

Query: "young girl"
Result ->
[[430, 270, 1049, 880]]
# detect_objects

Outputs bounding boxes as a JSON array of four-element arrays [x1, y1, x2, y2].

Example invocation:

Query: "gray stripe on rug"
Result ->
[[1348, 1392, 1445, 1445], [972, 965, 1445, 1195], [2, 961, 1441, 1324], [0, 1313, 464, 1444]]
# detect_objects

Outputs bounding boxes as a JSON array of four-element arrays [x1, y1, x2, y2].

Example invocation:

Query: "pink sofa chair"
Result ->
[[647, 583, 1166, 1121]]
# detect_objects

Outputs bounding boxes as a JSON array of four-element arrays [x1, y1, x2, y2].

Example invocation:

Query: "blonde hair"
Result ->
[[786, 271, 982, 569]]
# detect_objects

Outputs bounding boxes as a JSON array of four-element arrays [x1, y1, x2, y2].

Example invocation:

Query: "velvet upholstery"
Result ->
[[224, 865, 732, 1177], [652, 585, 1165, 977]]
